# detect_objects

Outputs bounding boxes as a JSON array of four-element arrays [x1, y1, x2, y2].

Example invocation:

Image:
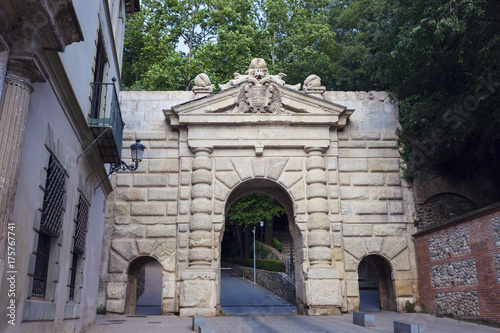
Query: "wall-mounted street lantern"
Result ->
[[109, 139, 146, 174], [92, 139, 146, 192]]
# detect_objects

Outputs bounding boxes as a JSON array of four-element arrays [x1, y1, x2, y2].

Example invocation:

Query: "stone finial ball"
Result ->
[[249, 58, 267, 69], [194, 73, 211, 87], [304, 74, 321, 87]]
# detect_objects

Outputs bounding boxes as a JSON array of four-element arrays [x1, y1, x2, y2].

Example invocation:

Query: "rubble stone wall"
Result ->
[[415, 203, 500, 324]]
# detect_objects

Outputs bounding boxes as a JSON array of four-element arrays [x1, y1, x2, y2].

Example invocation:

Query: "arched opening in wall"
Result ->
[[358, 255, 397, 311], [125, 256, 162, 315], [416, 193, 477, 229], [218, 179, 300, 315]]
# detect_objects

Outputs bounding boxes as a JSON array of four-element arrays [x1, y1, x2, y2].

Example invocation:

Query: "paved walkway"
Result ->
[[85, 312, 500, 333], [220, 270, 295, 315]]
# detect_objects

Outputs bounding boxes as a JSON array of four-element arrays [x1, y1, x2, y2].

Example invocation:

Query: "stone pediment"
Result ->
[[164, 58, 353, 128], [163, 58, 354, 152], [164, 82, 353, 128]]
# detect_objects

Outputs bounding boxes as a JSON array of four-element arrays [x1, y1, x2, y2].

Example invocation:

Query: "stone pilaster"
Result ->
[[189, 147, 214, 267], [304, 147, 342, 315], [305, 147, 332, 265], [180, 147, 217, 317]]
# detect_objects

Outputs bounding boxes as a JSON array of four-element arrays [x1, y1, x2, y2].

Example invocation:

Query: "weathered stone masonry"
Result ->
[[100, 61, 419, 316]]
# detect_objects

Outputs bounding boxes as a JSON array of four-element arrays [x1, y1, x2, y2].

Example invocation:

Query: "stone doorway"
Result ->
[[358, 255, 397, 311], [218, 179, 302, 311], [125, 256, 162, 315]]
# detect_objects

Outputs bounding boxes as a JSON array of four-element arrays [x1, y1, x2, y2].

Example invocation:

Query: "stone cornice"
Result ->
[[0, 0, 83, 53]]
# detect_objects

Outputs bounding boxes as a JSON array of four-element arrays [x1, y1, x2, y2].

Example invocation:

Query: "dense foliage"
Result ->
[[222, 194, 285, 259], [123, 0, 500, 195], [223, 258, 284, 272]]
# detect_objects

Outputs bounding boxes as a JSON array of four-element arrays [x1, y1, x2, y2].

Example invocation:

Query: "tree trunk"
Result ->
[[234, 222, 244, 258], [264, 219, 273, 245], [244, 227, 252, 259]]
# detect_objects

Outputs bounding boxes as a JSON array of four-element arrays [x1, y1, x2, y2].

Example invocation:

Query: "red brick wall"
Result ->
[[414, 204, 500, 323]]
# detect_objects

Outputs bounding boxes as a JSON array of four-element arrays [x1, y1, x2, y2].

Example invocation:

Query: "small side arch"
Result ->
[[357, 254, 397, 311], [125, 255, 162, 314]]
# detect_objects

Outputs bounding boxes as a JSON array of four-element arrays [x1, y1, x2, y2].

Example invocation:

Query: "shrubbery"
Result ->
[[272, 237, 282, 252], [223, 258, 284, 272]]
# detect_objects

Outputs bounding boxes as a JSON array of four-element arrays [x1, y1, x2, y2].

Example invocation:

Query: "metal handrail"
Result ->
[[88, 81, 124, 159]]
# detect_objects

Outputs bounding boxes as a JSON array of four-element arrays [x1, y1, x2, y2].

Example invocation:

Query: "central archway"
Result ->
[[216, 178, 304, 312]]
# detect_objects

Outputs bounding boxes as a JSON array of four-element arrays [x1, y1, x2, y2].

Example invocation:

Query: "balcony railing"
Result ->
[[87, 81, 124, 164]]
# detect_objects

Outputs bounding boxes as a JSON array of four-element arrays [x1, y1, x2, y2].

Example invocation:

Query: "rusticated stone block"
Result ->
[[351, 173, 385, 186], [307, 198, 329, 213], [117, 188, 147, 201], [215, 171, 239, 189], [133, 174, 168, 187], [231, 158, 253, 180], [111, 239, 138, 261], [131, 202, 166, 216], [338, 158, 368, 172], [146, 225, 176, 238], [305, 169, 327, 184], [279, 172, 302, 189], [307, 230, 331, 247], [266, 158, 287, 180], [306, 155, 325, 170], [106, 299, 125, 313], [343, 225, 372, 237], [340, 187, 369, 200], [368, 159, 400, 172], [381, 237, 407, 259], [353, 201, 387, 215], [148, 159, 179, 173], [106, 282, 126, 299], [306, 183, 328, 198], [148, 188, 178, 201]]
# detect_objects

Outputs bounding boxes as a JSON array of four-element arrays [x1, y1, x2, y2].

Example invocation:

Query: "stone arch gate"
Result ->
[[101, 61, 419, 317]]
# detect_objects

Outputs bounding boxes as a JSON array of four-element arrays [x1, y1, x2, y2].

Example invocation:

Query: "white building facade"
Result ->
[[0, 1, 138, 332]]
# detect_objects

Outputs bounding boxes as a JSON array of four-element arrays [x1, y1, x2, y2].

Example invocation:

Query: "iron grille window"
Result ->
[[40, 156, 66, 237], [68, 194, 90, 300], [74, 195, 89, 254], [68, 252, 78, 300], [32, 154, 66, 298], [32, 232, 51, 297]]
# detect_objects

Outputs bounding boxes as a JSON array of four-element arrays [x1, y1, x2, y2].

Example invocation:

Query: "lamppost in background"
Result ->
[[260, 221, 264, 259], [252, 226, 256, 283]]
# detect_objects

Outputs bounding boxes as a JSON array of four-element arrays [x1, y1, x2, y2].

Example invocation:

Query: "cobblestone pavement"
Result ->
[[85, 312, 500, 333]]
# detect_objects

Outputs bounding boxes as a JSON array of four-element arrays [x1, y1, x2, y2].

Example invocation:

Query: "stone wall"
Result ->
[[100, 88, 419, 316], [328, 91, 418, 312], [414, 202, 500, 323], [435, 291, 480, 318], [430, 259, 478, 288], [224, 264, 296, 305], [428, 226, 471, 260], [417, 194, 477, 230]]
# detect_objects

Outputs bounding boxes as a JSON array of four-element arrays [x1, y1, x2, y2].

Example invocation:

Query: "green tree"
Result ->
[[381, 0, 500, 195], [224, 194, 285, 259]]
